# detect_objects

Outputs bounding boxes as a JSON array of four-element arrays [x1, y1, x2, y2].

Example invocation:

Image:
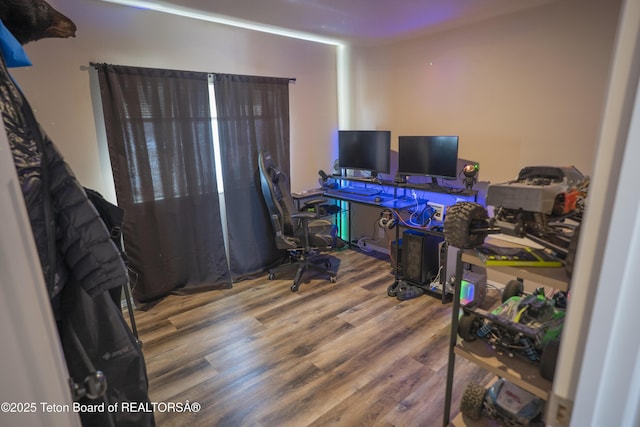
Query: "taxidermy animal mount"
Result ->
[[0, 0, 77, 44]]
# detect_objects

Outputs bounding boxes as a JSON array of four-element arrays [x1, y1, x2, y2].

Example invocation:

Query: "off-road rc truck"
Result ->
[[458, 280, 564, 381], [444, 166, 588, 274], [460, 378, 546, 426]]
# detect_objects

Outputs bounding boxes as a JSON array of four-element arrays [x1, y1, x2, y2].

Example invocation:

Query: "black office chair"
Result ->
[[258, 151, 338, 292]]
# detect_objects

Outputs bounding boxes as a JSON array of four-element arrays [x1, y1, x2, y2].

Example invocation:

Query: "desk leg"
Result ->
[[387, 211, 401, 296], [347, 201, 352, 247], [440, 241, 454, 304]]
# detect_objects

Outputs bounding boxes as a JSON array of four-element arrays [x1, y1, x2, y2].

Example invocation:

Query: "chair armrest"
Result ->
[[301, 197, 330, 218], [291, 211, 317, 221], [301, 197, 327, 208]]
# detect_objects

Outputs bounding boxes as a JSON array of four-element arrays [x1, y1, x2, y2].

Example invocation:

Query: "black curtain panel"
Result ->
[[96, 64, 232, 302], [213, 74, 291, 279]]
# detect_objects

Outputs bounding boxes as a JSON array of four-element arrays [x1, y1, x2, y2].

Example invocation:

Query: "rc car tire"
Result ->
[[444, 202, 489, 249], [460, 382, 486, 420], [458, 313, 478, 342], [540, 339, 560, 381], [502, 279, 524, 303]]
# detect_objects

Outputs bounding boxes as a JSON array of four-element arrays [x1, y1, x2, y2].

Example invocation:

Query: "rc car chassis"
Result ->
[[458, 282, 564, 381], [444, 166, 588, 274]]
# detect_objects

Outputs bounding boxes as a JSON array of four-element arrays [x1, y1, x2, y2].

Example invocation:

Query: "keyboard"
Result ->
[[335, 186, 380, 196]]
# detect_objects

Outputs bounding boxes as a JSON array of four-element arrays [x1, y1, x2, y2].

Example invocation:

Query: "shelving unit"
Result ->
[[449, 414, 500, 427], [442, 238, 570, 426]]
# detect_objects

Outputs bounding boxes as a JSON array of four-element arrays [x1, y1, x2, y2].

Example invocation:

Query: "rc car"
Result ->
[[444, 166, 588, 274], [458, 281, 564, 381], [460, 379, 545, 426]]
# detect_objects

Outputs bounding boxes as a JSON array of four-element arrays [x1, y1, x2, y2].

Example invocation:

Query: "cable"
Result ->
[[357, 216, 387, 252], [389, 207, 432, 231], [357, 237, 373, 252], [429, 265, 444, 291]]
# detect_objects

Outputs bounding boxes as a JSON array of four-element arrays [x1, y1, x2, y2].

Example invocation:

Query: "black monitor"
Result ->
[[338, 130, 391, 176], [398, 135, 459, 180]]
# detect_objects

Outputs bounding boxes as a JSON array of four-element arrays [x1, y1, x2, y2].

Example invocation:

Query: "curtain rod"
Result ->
[[89, 62, 296, 82]]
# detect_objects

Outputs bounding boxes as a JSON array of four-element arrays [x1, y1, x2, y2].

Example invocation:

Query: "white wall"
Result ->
[[348, 0, 621, 185], [342, 0, 620, 249], [10, 0, 339, 201], [11, 0, 618, 209]]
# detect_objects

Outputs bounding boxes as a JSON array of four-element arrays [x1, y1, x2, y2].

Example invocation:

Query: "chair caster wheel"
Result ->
[[330, 276, 337, 283], [268, 272, 275, 280], [291, 284, 299, 292]]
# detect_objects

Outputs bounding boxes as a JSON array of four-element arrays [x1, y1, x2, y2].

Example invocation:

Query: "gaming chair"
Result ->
[[258, 151, 338, 292]]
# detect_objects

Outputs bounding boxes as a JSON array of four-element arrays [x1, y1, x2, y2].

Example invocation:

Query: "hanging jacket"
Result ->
[[0, 20, 154, 427], [0, 61, 126, 317]]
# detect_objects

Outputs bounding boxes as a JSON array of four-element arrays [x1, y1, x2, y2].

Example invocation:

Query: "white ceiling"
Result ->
[[149, 0, 558, 44]]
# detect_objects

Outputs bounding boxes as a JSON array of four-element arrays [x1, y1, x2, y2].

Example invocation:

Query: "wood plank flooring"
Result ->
[[130, 248, 494, 427]]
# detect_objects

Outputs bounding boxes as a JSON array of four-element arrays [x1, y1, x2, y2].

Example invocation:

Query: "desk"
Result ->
[[322, 188, 457, 303], [323, 188, 418, 209], [321, 175, 477, 247], [321, 188, 429, 244], [291, 188, 326, 210], [297, 177, 478, 302]]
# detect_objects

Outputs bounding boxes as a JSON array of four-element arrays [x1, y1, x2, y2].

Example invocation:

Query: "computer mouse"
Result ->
[[374, 196, 382, 203]]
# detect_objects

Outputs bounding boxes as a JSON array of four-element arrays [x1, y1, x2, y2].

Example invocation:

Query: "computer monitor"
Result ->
[[397, 136, 459, 180], [338, 130, 391, 176]]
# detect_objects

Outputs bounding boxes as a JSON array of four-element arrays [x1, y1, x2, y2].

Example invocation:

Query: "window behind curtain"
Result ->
[[213, 74, 291, 278], [96, 64, 232, 302]]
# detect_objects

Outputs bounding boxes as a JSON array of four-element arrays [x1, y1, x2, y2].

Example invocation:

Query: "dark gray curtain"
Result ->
[[213, 74, 291, 278], [96, 64, 231, 302]]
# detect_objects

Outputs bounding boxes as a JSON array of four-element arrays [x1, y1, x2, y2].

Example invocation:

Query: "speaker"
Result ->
[[402, 230, 443, 285]]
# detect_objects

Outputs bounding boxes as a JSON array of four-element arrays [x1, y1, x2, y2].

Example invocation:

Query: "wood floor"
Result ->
[[130, 248, 493, 427]]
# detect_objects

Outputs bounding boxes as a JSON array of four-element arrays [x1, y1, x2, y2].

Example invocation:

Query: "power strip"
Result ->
[[427, 202, 445, 221]]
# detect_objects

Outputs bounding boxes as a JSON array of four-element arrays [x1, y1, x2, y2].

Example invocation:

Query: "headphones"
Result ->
[[378, 209, 396, 230]]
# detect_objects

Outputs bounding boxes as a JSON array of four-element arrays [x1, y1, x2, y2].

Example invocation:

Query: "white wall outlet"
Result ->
[[427, 202, 445, 221]]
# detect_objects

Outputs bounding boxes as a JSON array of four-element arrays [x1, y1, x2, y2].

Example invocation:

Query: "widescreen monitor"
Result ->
[[338, 130, 391, 175], [398, 136, 459, 180]]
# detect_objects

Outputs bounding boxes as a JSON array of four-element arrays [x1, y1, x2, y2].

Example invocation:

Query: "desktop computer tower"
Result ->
[[402, 230, 443, 286]]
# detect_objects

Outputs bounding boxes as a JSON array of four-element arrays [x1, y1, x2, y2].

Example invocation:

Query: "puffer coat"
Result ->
[[1, 33, 155, 427]]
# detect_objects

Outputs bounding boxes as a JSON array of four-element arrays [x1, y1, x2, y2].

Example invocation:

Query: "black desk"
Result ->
[[324, 177, 478, 304], [322, 187, 457, 303], [296, 178, 478, 303], [323, 188, 419, 209], [291, 188, 326, 210], [327, 175, 478, 200]]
